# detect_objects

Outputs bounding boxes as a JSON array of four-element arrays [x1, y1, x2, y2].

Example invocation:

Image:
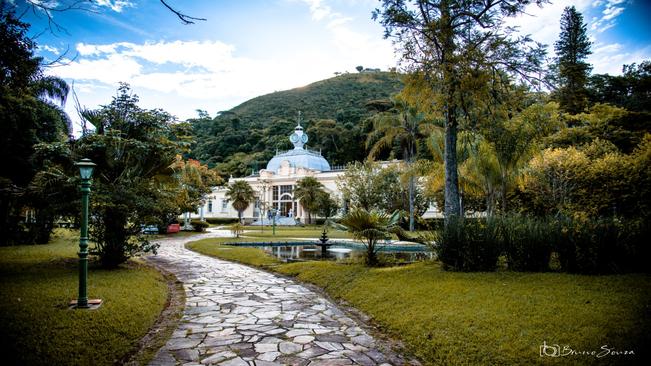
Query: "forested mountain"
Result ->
[[189, 72, 403, 177]]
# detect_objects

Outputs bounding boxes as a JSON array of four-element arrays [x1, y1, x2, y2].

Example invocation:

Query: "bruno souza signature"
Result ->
[[540, 341, 635, 358]]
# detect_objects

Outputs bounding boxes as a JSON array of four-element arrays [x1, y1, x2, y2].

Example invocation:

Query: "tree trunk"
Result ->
[[101, 210, 129, 268], [408, 174, 415, 231], [441, 4, 461, 224], [444, 113, 461, 221], [501, 171, 508, 213], [406, 146, 415, 232], [366, 239, 378, 266]]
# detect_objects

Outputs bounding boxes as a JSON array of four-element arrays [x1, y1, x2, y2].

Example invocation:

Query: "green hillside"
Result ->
[[189, 72, 403, 177]]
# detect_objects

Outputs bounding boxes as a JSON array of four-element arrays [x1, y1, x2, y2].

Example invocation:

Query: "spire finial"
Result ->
[[297, 111, 302, 127]]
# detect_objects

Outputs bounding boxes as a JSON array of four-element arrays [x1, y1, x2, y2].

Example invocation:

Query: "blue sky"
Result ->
[[15, 0, 651, 132]]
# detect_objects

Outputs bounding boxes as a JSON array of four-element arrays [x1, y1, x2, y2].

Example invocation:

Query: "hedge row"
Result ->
[[436, 215, 649, 274]]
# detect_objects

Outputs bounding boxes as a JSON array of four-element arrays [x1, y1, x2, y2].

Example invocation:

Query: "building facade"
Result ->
[[189, 121, 441, 223]]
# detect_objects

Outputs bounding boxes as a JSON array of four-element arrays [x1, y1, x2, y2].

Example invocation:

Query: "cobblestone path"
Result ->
[[146, 232, 411, 366]]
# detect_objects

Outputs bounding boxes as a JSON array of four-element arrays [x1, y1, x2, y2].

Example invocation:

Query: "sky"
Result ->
[[15, 0, 651, 133]]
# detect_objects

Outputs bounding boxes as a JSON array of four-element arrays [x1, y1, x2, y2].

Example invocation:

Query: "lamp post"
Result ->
[[272, 207, 277, 236], [257, 178, 269, 233], [74, 158, 98, 309]]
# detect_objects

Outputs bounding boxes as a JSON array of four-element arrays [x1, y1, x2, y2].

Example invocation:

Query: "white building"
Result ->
[[189, 121, 441, 223]]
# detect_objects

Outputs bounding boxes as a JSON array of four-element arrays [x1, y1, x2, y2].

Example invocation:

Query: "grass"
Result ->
[[0, 229, 169, 366], [241, 225, 353, 239], [187, 238, 283, 268], [187, 236, 651, 365]]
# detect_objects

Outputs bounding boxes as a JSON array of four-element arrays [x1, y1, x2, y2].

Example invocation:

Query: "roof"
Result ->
[[265, 148, 331, 172], [264, 118, 331, 173]]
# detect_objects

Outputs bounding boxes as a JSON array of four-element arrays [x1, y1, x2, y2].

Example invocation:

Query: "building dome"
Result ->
[[265, 118, 331, 173]]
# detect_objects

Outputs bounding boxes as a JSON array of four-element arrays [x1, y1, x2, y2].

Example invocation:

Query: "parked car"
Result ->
[[141, 225, 159, 234], [167, 223, 180, 234]]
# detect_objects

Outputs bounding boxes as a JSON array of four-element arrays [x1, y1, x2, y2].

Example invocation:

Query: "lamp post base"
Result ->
[[69, 299, 103, 310]]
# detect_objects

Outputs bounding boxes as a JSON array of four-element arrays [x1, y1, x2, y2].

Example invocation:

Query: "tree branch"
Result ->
[[159, 0, 206, 25]]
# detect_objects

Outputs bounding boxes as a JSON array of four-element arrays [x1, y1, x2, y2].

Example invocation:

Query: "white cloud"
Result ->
[[77, 42, 124, 56], [590, 0, 628, 33], [94, 0, 135, 13], [504, 0, 594, 47], [301, 0, 333, 21], [592, 42, 622, 54], [49, 0, 397, 136], [38, 44, 60, 54], [298, 0, 396, 69], [589, 44, 651, 75], [54, 53, 142, 84]]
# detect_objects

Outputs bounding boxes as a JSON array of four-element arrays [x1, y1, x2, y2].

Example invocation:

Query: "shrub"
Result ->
[[557, 217, 650, 274], [436, 217, 501, 272], [204, 218, 239, 225], [501, 215, 554, 272], [230, 223, 245, 238], [190, 220, 209, 232]]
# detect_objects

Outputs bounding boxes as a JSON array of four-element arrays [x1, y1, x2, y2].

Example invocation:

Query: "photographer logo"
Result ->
[[539, 341, 634, 358]]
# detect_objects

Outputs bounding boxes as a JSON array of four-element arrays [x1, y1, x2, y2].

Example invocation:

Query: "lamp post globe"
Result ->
[[74, 158, 96, 309], [76, 158, 96, 180]]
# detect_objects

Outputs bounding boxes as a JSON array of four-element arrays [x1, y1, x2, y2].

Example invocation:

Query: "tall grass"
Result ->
[[435, 215, 649, 274], [435, 216, 502, 271]]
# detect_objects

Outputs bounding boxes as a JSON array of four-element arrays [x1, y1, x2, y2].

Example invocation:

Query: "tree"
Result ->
[[151, 155, 222, 232], [366, 99, 429, 230], [374, 0, 546, 222], [588, 61, 651, 113], [66, 84, 201, 267], [337, 161, 428, 219], [294, 176, 326, 224], [225, 180, 255, 223], [338, 209, 401, 266], [316, 191, 339, 221], [337, 161, 384, 211], [484, 101, 561, 212], [356, 65, 364, 72], [0, 7, 72, 245], [553, 6, 592, 114]]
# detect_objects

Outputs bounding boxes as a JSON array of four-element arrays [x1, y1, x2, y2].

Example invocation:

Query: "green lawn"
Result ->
[[187, 238, 282, 268], [0, 230, 169, 366], [187, 237, 651, 365], [240, 225, 354, 239]]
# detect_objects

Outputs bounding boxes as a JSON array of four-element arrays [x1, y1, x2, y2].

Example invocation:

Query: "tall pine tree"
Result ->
[[554, 6, 592, 114]]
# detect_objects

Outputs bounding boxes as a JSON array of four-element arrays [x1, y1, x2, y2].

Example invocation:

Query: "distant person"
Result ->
[[288, 208, 293, 218]]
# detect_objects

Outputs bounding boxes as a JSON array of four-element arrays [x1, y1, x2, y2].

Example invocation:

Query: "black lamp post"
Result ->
[[74, 158, 98, 309]]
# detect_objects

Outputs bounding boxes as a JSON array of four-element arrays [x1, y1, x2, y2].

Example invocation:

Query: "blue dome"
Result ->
[[265, 119, 331, 173], [266, 148, 331, 172]]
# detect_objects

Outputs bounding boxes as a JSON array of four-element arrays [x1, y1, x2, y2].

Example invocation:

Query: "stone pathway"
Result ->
[[146, 231, 413, 366]]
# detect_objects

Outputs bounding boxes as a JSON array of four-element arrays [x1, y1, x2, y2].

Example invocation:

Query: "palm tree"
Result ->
[[225, 180, 255, 223], [338, 209, 401, 266], [366, 99, 429, 231], [294, 176, 325, 224]]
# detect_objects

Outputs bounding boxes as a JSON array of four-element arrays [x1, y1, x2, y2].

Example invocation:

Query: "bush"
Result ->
[[204, 218, 239, 225], [557, 217, 650, 274], [416, 217, 445, 231], [436, 217, 501, 271], [190, 220, 209, 232], [436, 214, 650, 274], [230, 223, 245, 238], [501, 215, 554, 272]]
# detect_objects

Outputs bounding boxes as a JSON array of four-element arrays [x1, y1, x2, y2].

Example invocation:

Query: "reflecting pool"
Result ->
[[230, 241, 433, 262]]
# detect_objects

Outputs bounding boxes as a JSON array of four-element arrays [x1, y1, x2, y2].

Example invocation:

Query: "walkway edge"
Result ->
[[122, 260, 186, 366]]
